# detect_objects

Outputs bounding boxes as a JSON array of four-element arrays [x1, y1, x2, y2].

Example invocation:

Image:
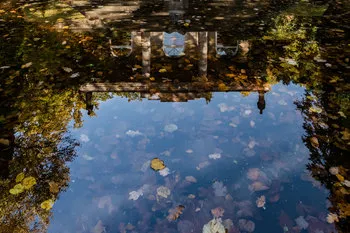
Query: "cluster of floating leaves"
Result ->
[[9, 173, 37, 195]]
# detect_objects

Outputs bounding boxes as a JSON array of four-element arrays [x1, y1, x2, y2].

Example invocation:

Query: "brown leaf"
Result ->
[[167, 205, 185, 221], [310, 136, 319, 148], [49, 181, 59, 194], [256, 195, 266, 208]]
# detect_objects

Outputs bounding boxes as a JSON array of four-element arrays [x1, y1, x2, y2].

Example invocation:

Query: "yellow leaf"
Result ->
[[40, 199, 54, 210], [310, 136, 319, 148], [150, 77, 155, 81], [21, 62, 32, 69], [336, 174, 345, 182], [134, 65, 142, 69], [15, 172, 25, 183], [151, 158, 166, 171], [184, 23, 190, 27], [159, 68, 167, 73], [225, 74, 235, 78], [218, 83, 228, 91], [22, 176, 36, 189], [62, 26, 69, 29], [9, 184, 24, 195]]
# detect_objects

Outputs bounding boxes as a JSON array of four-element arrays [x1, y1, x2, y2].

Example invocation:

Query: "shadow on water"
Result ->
[[0, 0, 349, 232]]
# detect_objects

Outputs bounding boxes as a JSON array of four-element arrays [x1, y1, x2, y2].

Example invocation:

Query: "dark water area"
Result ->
[[0, 0, 349, 232]]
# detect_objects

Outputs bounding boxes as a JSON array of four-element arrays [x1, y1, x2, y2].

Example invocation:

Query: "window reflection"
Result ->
[[163, 32, 185, 57]]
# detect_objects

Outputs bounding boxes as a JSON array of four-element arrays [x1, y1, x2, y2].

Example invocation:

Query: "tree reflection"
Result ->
[[262, 10, 350, 233], [0, 0, 349, 232]]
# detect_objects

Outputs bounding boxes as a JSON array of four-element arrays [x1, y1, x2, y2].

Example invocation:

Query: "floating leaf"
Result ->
[[22, 176, 36, 189], [309, 106, 322, 114], [167, 205, 185, 221], [62, 67, 72, 73], [49, 181, 59, 194], [211, 207, 225, 218], [159, 68, 167, 73], [0, 138, 10, 146], [326, 213, 339, 223], [9, 184, 24, 195], [40, 199, 54, 210], [70, 72, 80, 78], [202, 218, 226, 233], [329, 167, 339, 175], [15, 172, 25, 183], [336, 174, 345, 182], [218, 83, 228, 91], [310, 137, 319, 148], [338, 111, 346, 118], [21, 62, 32, 69], [256, 195, 266, 208], [151, 158, 166, 171]]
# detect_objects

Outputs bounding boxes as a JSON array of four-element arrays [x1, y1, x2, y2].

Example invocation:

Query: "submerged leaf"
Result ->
[[164, 124, 178, 133], [185, 176, 197, 183], [248, 181, 269, 192], [167, 205, 185, 221], [151, 158, 166, 171], [238, 219, 255, 232], [212, 181, 227, 197], [208, 153, 221, 160], [92, 220, 105, 233], [159, 167, 170, 176], [125, 130, 143, 137], [129, 190, 143, 200], [295, 216, 308, 229], [157, 186, 171, 198]]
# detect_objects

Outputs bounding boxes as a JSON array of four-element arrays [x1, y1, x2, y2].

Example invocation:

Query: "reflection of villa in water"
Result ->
[[109, 31, 239, 77], [77, 0, 269, 113]]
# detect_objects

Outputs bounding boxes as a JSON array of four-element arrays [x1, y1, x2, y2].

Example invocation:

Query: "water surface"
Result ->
[[0, 0, 349, 232]]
